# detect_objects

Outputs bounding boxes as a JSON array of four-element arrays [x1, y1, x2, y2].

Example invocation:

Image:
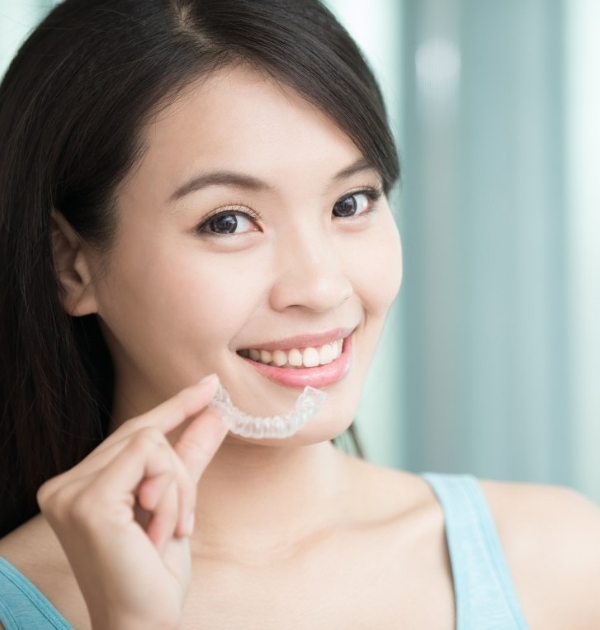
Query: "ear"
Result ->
[[51, 211, 99, 316]]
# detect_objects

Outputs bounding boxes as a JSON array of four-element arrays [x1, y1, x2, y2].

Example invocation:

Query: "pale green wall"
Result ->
[[399, 0, 571, 486]]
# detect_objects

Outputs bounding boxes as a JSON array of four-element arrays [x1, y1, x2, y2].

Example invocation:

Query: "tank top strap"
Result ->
[[421, 473, 530, 630], [0, 557, 73, 629]]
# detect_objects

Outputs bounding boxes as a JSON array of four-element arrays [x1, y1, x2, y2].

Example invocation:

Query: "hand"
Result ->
[[37, 375, 228, 630]]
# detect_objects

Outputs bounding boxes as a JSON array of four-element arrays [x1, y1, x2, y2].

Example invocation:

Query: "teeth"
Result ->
[[319, 343, 334, 364], [302, 347, 320, 368], [260, 350, 272, 364], [240, 339, 345, 368], [288, 348, 303, 367], [272, 350, 287, 366]]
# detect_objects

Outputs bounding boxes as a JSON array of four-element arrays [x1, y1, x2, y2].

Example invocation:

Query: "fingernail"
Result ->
[[199, 374, 218, 386]]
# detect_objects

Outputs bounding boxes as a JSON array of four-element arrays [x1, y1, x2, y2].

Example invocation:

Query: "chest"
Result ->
[[6, 502, 457, 629], [180, 528, 455, 630]]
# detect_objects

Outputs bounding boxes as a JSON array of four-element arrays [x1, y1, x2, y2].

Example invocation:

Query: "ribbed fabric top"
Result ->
[[422, 473, 530, 629], [0, 474, 529, 629]]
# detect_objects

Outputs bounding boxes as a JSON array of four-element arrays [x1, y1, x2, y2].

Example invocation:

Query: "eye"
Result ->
[[197, 210, 259, 236], [332, 189, 382, 218]]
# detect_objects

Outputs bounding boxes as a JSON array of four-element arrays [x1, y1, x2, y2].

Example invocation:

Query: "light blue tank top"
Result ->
[[422, 473, 530, 629], [0, 474, 529, 629]]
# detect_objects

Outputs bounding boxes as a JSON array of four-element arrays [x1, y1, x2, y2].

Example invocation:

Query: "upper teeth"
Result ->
[[240, 340, 344, 368]]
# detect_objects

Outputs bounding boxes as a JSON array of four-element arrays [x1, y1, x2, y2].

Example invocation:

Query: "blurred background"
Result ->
[[1, 1, 599, 501]]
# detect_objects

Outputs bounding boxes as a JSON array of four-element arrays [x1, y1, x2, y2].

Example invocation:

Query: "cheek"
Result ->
[[176, 254, 266, 340], [343, 216, 403, 314], [95, 238, 269, 387]]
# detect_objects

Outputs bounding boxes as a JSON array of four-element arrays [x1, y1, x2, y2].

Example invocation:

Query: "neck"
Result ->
[[189, 438, 352, 562]]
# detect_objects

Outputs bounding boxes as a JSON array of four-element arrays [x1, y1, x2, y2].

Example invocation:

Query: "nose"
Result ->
[[269, 227, 353, 313]]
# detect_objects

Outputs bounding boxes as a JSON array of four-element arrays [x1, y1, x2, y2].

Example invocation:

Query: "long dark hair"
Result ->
[[0, 0, 399, 536]]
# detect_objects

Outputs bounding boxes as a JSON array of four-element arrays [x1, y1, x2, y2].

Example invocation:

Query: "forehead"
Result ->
[[132, 65, 366, 196]]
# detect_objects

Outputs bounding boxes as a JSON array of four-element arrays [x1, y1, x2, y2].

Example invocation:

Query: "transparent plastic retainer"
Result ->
[[209, 384, 327, 439]]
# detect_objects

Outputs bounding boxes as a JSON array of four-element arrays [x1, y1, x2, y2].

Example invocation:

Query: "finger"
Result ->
[[136, 374, 221, 434], [137, 450, 195, 535], [145, 478, 179, 552], [171, 407, 228, 537], [54, 430, 146, 483], [173, 407, 229, 486], [137, 469, 174, 513], [66, 375, 221, 476], [41, 433, 175, 540], [89, 428, 176, 503]]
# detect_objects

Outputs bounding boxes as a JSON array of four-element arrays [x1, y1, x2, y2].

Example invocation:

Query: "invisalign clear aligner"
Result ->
[[209, 384, 327, 439]]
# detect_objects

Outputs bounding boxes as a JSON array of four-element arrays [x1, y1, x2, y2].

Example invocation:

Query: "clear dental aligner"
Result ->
[[209, 384, 327, 439]]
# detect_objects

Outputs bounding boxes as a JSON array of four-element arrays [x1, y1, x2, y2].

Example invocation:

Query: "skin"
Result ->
[[1, 65, 600, 629]]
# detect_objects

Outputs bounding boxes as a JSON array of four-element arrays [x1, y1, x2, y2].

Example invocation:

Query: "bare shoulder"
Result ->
[[339, 453, 437, 518], [0, 514, 55, 571], [0, 515, 64, 597], [0, 516, 88, 628], [480, 479, 600, 630]]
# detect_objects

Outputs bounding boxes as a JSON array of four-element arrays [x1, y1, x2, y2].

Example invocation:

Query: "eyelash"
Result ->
[[332, 186, 383, 219], [196, 206, 262, 237], [195, 185, 384, 237]]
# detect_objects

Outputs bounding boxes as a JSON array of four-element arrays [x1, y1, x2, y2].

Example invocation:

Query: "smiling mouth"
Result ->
[[237, 338, 345, 369]]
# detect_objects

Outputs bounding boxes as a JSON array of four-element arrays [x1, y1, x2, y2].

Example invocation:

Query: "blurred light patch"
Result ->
[[415, 38, 461, 103]]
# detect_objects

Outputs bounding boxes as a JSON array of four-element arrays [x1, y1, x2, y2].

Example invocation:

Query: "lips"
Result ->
[[237, 332, 353, 389]]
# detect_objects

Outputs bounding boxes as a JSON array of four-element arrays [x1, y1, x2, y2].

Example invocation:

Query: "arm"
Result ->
[[482, 481, 600, 630]]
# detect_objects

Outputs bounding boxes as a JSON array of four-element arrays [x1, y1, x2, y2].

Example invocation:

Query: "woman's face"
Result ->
[[87, 66, 402, 445]]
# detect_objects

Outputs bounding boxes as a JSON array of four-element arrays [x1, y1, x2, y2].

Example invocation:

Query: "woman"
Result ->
[[0, 1, 599, 628]]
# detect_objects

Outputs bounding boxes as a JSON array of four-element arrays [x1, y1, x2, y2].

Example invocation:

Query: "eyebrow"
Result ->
[[168, 156, 377, 203]]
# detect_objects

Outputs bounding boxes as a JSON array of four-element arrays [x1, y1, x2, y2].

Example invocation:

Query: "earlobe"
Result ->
[[51, 211, 98, 316]]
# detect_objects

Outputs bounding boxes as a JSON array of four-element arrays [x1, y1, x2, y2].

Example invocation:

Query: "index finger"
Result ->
[[173, 407, 229, 483], [135, 374, 221, 434]]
